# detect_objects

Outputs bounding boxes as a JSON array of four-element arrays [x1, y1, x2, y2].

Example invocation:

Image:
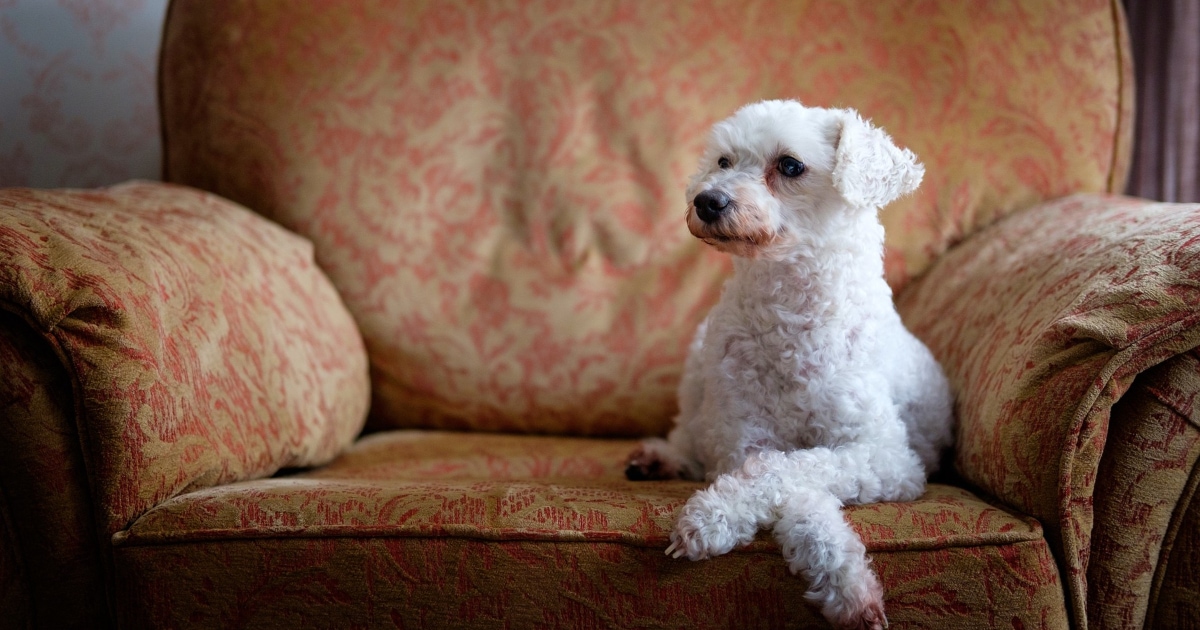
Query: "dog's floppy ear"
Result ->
[[830, 109, 924, 209]]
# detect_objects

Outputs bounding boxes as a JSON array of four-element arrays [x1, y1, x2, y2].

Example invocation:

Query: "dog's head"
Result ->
[[685, 100, 923, 259]]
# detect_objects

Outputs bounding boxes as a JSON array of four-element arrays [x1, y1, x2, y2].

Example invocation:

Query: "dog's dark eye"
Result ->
[[778, 156, 806, 178], [717, 157, 731, 169]]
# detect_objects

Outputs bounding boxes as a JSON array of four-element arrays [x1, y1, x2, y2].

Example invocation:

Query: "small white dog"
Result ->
[[626, 100, 954, 630]]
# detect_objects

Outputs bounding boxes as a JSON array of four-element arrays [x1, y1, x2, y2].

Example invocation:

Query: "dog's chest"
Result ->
[[696, 274, 890, 457], [708, 315, 855, 402]]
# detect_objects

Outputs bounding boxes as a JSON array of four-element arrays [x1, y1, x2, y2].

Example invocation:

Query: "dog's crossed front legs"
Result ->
[[666, 442, 924, 630]]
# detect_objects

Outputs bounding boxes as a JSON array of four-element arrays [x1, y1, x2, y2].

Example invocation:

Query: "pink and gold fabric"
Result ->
[[1088, 350, 1200, 628], [160, 0, 1132, 436], [0, 182, 370, 537], [897, 194, 1200, 625], [1148, 470, 1200, 629], [11, 1, 1193, 627], [113, 431, 1068, 629], [0, 311, 107, 628]]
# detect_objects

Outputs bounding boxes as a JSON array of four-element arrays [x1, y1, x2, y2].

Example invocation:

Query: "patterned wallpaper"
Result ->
[[0, 0, 168, 188]]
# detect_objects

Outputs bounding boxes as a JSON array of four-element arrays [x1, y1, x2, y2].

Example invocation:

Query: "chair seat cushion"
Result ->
[[113, 432, 1069, 628]]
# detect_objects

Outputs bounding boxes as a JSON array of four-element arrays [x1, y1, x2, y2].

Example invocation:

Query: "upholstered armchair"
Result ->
[[2, 1, 1197, 628]]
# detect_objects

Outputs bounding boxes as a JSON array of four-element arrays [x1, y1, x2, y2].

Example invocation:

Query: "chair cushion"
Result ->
[[160, 0, 1131, 436], [114, 432, 1068, 628]]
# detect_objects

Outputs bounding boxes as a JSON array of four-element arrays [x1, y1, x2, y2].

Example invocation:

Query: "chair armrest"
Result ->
[[0, 181, 369, 540], [896, 193, 1200, 625]]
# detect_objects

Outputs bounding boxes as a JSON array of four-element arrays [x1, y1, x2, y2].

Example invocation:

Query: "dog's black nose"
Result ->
[[693, 190, 731, 224]]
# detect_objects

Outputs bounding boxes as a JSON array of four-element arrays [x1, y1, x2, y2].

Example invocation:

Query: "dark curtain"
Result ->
[[1123, 0, 1200, 203]]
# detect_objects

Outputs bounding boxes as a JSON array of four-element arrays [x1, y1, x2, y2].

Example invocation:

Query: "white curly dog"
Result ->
[[625, 100, 954, 630]]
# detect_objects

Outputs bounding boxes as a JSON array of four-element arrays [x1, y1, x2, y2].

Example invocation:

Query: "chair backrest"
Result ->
[[160, 0, 1131, 436]]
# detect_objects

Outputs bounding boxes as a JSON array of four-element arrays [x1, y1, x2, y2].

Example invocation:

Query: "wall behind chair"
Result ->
[[1, 0, 1195, 202], [0, 0, 168, 188]]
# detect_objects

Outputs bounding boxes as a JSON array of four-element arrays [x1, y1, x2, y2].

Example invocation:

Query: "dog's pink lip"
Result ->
[[701, 235, 752, 250], [696, 230, 750, 245], [700, 236, 766, 259], [696, 232, 741, 246]]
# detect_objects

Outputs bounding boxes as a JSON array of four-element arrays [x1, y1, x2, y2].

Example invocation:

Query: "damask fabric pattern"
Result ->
[[0, 311, 108, 628], [0, 182, 370, 537], [896, 194, 1200, 626], [160, 0, 1131, 436], [114, 431, 1069, 628], [116, 539, 1065, 629], [1149, 467, 1200, 630], [1088, 350, 1200, 629]]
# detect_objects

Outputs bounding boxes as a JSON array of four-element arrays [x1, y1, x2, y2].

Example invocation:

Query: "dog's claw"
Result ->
[[664, 541, 678, 557]]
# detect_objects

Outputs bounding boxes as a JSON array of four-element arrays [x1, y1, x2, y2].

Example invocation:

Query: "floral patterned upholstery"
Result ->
[[0, 182, 371, 628], [161, 0, 1130, 436], [1088, 350, 1200, 628], [0, 183, 370, 536], [4, 0, 1199, 628], [113, 432, 1068, 629], [1149, 467, 1200, 629], [0, 309, 106, 628], [898, 194, 1200, 625]]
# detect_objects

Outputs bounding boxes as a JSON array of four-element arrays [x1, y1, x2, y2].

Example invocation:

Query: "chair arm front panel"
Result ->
[[0, 182, 370, 539], [0, 311, 109, 628], [1088, 349, 1200, 629], [896, 193, 1200, 627]]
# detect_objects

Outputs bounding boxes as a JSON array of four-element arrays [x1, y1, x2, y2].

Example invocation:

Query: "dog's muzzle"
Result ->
[[693, 190, 731, 224]]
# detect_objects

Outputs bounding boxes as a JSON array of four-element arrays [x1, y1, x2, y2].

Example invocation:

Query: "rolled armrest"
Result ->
[[0, 181, 369, 542], [896, 193, 1200, 625]]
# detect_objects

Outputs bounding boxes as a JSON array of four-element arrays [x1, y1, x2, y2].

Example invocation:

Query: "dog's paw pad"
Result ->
[[625, 444, 680, 481]]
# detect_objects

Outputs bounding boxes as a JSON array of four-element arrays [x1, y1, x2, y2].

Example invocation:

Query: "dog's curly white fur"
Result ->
[[626, 100, 954, 630]]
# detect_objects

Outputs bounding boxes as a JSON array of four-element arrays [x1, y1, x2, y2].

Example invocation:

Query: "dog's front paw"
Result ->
[[854, 600, 888, 630], [819, 567, 888, 630], [830, 599, 887, 630], [625, 439, 682, 481], [665, 489, 755, 561]]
